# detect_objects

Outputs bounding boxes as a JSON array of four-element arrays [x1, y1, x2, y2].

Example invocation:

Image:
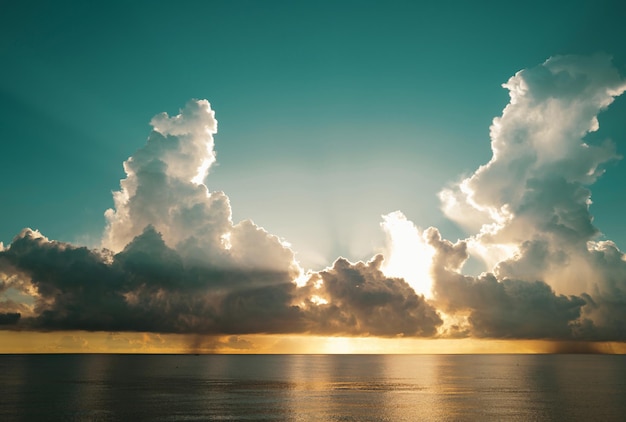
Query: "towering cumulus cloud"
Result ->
[[0, 100, 440, 336], [103, 99, 220, 253], [433, 54, 626, 340], [101, 100, 294, 273]]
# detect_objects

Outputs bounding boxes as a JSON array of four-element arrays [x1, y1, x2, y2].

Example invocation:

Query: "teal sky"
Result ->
[[1, 0, 625, 269]]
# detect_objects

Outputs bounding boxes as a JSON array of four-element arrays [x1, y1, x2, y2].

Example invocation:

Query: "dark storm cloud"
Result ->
[[0, 312, 20, 325], [0, 228, 440, 337], [0, 228, 296, 333], [299, 255, 442, 336]]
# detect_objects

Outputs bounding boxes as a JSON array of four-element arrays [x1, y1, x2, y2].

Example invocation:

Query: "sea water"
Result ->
[[1, 354, 625, 421]]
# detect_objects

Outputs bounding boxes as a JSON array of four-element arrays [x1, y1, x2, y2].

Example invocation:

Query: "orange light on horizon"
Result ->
[[1, 331, 625, 355]]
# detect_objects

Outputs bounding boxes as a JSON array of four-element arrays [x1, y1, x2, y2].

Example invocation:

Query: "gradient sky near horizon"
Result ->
[[2, 0, 626, 353]]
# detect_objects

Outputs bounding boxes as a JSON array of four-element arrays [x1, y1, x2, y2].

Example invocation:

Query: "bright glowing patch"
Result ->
[[468, 237, 518, 271], [293, 270, 316, 287], [324, 337, 355, 354], [310, 295, 328, 305], [380, 211, 435, 298], [191, 157, 213, 185], [220, 232, 232, 250]]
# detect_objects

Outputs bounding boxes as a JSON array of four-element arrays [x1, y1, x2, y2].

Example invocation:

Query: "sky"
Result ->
[[1, 0, 626, 353]]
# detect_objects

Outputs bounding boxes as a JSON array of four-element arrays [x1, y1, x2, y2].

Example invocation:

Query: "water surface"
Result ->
[[1, 354, 625, 421]]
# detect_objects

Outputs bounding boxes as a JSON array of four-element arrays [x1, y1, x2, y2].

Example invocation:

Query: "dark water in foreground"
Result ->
[[1, 354, 625, 421]]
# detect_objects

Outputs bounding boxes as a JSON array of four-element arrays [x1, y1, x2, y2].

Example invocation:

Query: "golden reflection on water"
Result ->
[[2, 354, 626, 420], [275, 354, 626, 421]]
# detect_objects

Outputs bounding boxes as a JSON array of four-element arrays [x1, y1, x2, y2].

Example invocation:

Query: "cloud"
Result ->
[[1, 55, 626, 344], [440, 54, 625, 265], [102, 99, 220, 254], [426, 227, 588, 339], [298, 255, 442, 336], [0, 312, 20, 325], [0, 226, 441, 337], [2, 226, 441, 336], [430, 53, 626, 340], [0, 99, 442, 338], [0, 226, 299, 333], [101, 99, 301, 274], [379, 211, 435, 298]]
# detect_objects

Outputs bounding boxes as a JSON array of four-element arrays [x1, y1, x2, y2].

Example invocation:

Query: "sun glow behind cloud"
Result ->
[[380, 211, 435, 298]]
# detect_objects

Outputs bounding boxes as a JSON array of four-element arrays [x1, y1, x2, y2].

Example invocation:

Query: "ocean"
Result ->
[[1, 354, 625, 421]]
